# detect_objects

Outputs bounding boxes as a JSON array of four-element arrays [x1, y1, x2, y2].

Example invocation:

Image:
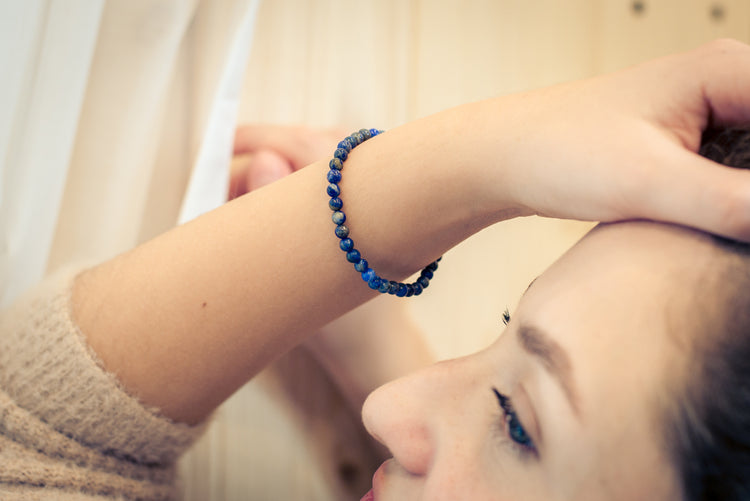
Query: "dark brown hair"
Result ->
[[666, 128, 750, 500]]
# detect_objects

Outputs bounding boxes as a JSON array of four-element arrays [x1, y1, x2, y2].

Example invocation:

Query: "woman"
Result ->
[[361, 129, 750, 501], [2, 41, 750, 499]]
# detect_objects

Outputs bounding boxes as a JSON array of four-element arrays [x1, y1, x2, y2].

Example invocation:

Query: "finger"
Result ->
[[245, 149, 294, 192], [229, 153, 252, 200], [233, 124, 289, 155], [695, 39, 750, 126], [234, 124, 346, 170], [636, 149, 750, 242]]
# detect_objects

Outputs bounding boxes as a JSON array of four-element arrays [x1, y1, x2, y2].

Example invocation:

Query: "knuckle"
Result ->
[[698, 38, 750, 57], [716, 185, 750, 240]]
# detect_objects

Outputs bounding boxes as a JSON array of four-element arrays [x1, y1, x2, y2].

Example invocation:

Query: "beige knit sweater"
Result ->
[[0, 268, 205, 500]]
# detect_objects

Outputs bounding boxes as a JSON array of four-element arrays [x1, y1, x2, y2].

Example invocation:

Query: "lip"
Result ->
[[368, 458, 391, 501]]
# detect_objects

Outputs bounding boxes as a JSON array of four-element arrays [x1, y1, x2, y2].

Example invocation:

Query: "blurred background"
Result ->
[[2, 1, 749, 499]]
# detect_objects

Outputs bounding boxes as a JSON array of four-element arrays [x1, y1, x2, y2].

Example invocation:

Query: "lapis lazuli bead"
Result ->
[[368, 277, 383, 290], [354, 259, 368, 272], [361, 268, 376, 282], [339, 238, 354, 251], [329, 128, 441, 298], [335, 225, 349, 238], [332, 211, 346, 225], [327, 169, 342, 184], [329, 197, 343, 211], [330, 158, 343, 170], [346, 249, 361, 263], [334, 148, 348, 161]]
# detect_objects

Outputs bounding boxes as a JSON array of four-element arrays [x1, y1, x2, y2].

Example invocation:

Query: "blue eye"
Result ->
[[492, 388, 536, 452], [507, 413, 533, 447]]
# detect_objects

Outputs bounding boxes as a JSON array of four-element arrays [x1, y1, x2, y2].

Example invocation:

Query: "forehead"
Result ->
[[514, 222, 717, 499]]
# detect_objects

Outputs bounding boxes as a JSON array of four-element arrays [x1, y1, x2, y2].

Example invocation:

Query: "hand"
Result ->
[[229, 125, 346, 199], [480, 39, 750, 241]]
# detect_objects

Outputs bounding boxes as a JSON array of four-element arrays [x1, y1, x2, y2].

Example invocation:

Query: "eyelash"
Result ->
[[492, 388, 537, 457]]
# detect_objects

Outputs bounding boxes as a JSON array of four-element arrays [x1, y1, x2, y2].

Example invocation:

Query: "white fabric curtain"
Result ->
[[0, 0, 260, 307], [0, 0, 103, 306]]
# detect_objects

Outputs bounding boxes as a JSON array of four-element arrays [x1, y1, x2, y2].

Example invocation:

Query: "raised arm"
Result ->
[[72, 39, 750, 425]]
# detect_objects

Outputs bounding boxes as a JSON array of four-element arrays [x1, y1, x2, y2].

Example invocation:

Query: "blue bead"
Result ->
[[330, 158, 343, 170], [335, 225, 349, 238], [334, 148, 348, 161], [368, 277, 383, 290], [361, 268, 376, 282], [354, 259, 368, 272], [346, 249, 361, 263], [330, 129, 445, 299], [329, 197, 343, 210], [327, 169, 342, 183], [339, 238, 354, 251], [332, 211, 346, 225]]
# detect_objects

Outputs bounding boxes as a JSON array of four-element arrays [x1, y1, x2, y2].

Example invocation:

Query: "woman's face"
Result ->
[[362, 222, 716, 501]]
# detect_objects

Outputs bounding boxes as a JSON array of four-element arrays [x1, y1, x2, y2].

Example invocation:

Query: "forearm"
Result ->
[[73, 99, 516, 424]]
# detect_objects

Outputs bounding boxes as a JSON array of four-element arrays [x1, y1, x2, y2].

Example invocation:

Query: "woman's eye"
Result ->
[[492, 388, 537, 454], [507, 412, 533, 447]]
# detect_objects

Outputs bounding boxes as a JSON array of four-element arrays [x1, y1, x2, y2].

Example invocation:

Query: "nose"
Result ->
[[361, 357, 471, 476]]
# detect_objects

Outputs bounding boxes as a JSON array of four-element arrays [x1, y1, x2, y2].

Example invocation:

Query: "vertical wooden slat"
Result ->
[[595, 0, 750, 74]]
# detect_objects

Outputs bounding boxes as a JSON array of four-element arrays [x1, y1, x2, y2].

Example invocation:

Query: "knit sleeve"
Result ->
[[0, 266, 207, 499]]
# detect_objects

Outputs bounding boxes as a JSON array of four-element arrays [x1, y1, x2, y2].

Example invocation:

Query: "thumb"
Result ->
[[635, 149, 750, 242], [246, 149, 294, 192]]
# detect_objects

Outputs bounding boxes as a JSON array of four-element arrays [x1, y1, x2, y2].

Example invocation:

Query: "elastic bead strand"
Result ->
[[328, 128, 442, 297]]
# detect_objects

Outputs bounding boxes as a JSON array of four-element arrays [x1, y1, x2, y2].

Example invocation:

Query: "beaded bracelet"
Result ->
[[327, 128, 441, 297]]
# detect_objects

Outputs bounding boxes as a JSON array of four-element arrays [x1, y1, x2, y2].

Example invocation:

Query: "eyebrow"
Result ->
[[517, 324, 581, 418]]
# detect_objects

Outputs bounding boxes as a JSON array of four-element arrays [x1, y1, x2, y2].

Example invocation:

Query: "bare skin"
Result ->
[[230, 125, 435, 411], [73, 40, 750, 426], [362, 221, 716, 501]]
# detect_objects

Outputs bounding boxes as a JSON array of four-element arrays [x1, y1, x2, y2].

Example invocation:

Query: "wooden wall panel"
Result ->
[[410, 0, 599, 117], [595, 0, 750, 73]]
